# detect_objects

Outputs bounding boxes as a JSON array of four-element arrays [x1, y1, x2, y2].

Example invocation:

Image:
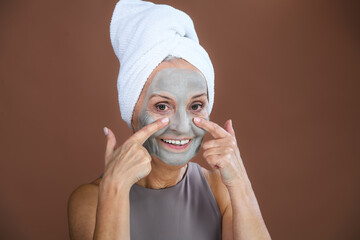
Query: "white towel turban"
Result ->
[[110, 0, 215, 129]]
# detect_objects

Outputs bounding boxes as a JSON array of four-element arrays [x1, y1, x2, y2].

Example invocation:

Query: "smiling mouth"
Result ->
[[160, 138, 192, 150], [160, 139, 191, 146]]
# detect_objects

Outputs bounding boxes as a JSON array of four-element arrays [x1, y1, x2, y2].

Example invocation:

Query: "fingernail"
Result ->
[[103, 127, 108, 136], [161, 117, 169, 123], [230, 119, 233, 126], [194, 117, 201, 123]]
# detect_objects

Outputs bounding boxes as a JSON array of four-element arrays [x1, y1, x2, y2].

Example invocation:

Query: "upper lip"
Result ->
[[160, 137, 192, 141]]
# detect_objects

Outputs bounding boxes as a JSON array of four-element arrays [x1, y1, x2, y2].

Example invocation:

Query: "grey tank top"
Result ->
[[99, 161, 222, 240]]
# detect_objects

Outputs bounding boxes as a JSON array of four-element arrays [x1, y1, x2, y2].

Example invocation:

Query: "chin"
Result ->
[[157, 150, 198, 166], [158, 157, 189, 166]]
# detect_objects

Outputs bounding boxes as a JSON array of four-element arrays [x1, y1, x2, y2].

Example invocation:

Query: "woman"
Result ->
[[68, 1, 271, 240]]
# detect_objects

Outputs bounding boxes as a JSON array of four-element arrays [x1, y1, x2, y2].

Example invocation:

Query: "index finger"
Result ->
[[193, 117, 230, 139], [130, 117, 169, 144]]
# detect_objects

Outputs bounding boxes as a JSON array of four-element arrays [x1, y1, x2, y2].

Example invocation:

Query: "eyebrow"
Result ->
[[192, 93, 207, 99], [149, 92, 207, 100], [149, 94, 172, 100]]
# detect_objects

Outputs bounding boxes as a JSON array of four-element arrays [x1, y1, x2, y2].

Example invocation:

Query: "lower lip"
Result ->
[[160, 139, 192, 151]]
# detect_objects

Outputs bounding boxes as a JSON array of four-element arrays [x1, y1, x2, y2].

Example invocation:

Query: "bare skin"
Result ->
[[67, 59, 271, 240]]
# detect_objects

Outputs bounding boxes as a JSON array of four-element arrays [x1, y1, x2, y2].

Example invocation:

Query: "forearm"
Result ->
[[93, 181, 131, 240], [228, 182, 271, 240]]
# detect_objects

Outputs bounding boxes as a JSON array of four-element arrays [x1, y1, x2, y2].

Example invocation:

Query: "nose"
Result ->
[[169, 107, 191, 134]]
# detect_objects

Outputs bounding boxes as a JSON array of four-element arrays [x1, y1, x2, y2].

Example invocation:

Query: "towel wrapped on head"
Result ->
[[110, 0, 215, 129]]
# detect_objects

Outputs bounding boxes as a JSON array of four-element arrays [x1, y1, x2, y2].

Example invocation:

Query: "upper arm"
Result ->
[[67, 183, 99, 240], [207, 169, 233, 240]]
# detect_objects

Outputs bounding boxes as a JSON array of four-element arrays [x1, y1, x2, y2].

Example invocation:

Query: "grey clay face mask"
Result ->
[[138, 68, 209, 166]]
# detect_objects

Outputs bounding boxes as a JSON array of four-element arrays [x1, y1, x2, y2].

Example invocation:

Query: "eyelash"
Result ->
[[190, 102, 203, 111], [155, 103, 170, 112], [154, 102, 204, 112]]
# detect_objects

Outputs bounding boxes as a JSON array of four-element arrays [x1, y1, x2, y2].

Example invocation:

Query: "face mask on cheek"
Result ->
[[139, 112, 208, 166]]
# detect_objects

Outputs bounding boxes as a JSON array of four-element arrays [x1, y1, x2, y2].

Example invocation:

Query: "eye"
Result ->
[[155, 103, 169, 111], [191, 103, 203, 111]]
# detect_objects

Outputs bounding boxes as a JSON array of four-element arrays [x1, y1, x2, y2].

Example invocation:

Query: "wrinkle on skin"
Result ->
[[138, 68, 210, 166]]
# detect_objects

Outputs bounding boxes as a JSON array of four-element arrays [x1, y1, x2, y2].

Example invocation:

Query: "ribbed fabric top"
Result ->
[[99, 161, 222, 240]]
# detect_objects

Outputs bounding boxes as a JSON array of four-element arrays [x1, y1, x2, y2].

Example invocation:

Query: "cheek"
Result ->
[[138, 110, 171, 138], [138, 110, 155, 129], [195, 102, 210, 118], [139, 104, 173, 126], [193, 124, 206, 137], [198, 110, 209, 119], [194, 108, 210, 123]]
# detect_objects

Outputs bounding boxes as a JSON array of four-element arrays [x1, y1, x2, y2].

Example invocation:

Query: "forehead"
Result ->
[[147, 68, 207, 97]]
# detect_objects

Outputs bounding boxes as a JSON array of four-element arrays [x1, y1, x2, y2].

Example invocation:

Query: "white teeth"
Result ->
[[162, 139, 190, 146]]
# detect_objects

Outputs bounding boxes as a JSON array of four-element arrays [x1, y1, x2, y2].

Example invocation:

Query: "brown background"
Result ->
[[0, 0, 359, 239]]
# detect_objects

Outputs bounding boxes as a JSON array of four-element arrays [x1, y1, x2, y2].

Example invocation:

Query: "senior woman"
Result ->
[[68, 1, 271, 240]]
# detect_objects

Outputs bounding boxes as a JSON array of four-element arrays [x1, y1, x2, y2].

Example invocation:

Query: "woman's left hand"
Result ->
[[193, 117, 250, 189]]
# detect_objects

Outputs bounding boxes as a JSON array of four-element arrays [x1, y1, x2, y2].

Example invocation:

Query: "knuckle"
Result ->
[[211, 125, 217, 133], [137, 148, 147, 157], [202, 142, 210, 149], [141, 148, 151, 159], [143, 161, 152, 173], [206, 140, 216, 148], [128, 143, 138, 152], [144, 152, 151, 160], [143, 125, 153, 135], [226, 147, 234, 153], [123, 140, 134, 149], [218, 161, 225, 168]]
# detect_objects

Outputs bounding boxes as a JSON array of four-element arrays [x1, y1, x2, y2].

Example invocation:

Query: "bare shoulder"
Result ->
[[67, 179, 101, 240], [68, 181, 99, 205], [68, 177, 102, 213], [200, 166, 231, 217], [68, 178, 101, 205]]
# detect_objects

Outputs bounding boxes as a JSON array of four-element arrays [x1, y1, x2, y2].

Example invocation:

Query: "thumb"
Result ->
[[224, 119, 236, 137], [103, 127, 117, 165]]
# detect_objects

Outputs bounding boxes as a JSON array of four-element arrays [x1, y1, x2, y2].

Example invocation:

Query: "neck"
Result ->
[[136, 157, 188, 189]]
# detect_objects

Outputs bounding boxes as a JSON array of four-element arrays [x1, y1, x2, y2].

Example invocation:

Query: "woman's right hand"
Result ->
[[100, 117, 169, 191]]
